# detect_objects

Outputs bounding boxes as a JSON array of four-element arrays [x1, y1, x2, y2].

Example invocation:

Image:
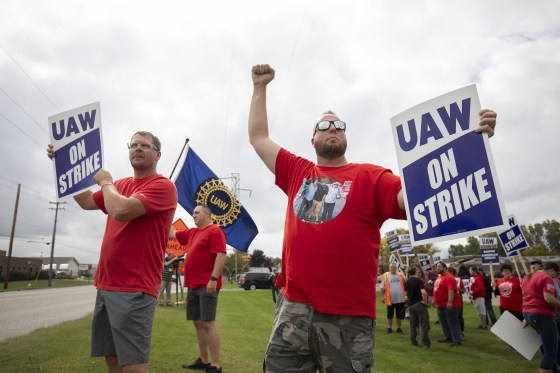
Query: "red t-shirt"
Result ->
[[176, 224, 226, 289], [275, 148, 405, 318], [496, 276, 522, 312], [433, 272, 460, 308], [93, 174, 177, 297], [471, 274, 486, 299], [522, 271, 557, 317]]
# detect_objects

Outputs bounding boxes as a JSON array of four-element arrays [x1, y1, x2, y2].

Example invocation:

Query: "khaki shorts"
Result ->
[[474, 297, 486, 316], [311, 200, 324, 213], [264, 293, 375, 373]]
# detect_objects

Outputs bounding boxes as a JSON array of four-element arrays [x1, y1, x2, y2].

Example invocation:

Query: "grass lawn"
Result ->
[[0, 288, 539, 372]]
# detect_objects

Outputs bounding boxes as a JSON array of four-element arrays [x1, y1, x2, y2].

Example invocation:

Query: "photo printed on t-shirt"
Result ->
[[292, 177, 348, 224]]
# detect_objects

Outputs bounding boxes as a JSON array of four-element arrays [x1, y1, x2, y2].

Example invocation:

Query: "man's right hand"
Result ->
[[252, 64, 275, 86], [47, 144, 55, 159]]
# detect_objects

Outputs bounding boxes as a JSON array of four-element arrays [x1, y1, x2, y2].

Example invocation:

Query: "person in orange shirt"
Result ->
[[380, 263, 408, 334]]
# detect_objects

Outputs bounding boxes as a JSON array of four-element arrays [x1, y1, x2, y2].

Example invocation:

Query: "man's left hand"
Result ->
[[93, 169, 114, 186], [475, 109, 497, 138], [206, 278, 217, 295]]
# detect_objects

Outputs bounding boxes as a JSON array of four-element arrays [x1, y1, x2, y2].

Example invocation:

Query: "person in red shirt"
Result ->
[[433, 262, 462, 346], [493, 263, 523, 322], [522, 262, 560, 373], [469, 266, 487, 329], [171, 205, 226, 373], [48, 131, 178, 372], [449, 267, 466, 337], [249, 63, 497, 372]]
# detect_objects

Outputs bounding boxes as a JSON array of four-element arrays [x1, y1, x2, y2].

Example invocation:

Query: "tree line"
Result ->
[[448, 218, 560, 257]]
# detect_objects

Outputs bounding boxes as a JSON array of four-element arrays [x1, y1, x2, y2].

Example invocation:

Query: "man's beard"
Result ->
[[314, 138, 347, 159]]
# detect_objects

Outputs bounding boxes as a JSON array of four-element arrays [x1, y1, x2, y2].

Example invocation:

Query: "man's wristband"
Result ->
[[101, 183, 113, 190], [210, 276, 218, 281]]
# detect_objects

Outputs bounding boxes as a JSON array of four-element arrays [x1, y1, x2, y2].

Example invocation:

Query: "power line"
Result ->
[[0, 41, 59, 111], [0, 110, 43, 148], [0, 86, 48, 135]]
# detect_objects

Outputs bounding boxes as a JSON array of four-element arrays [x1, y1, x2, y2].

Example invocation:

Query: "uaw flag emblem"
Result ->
[[195, 177, 242, 228], [172, 144, 258, 252]]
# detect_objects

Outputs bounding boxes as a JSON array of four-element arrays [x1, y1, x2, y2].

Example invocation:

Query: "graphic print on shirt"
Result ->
[[293, 177, 348, 224], [498, 281, 512, 297]]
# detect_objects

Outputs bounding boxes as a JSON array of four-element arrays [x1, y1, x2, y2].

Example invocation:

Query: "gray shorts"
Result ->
[[474, 297, 486, 316], [186, 287, 220, 321], [264, 293, 375, 373], [91, 289, 156, 365]]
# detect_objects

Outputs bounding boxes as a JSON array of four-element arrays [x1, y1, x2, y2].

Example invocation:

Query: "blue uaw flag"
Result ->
[[172, 145, 258, 252]]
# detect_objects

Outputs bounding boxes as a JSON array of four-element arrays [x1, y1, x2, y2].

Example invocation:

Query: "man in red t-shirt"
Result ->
[[469, 266, 487, 329], [249, 64, 497, 371], [47, 131, 177, 372], [433, 262, 462, 346], [171, 205, 226, 373]]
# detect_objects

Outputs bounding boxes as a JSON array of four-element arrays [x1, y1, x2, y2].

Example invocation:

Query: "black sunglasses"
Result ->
[[314, 120, 346, 136]]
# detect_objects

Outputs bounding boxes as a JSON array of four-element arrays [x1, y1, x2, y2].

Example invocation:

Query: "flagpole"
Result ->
[[169, 138, 190, 179]]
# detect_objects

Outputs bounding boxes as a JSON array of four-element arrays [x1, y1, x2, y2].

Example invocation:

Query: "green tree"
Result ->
[[543, 219, 560, 253], [249, 249, 266, 267], [222, 250, 249, 282]]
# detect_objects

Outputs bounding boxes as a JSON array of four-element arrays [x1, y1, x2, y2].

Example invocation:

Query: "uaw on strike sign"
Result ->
[[49, 102, 103, 200], [390, 85, 507, 245]]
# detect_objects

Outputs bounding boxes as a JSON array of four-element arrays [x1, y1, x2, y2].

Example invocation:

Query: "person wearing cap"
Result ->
[[249, 63, 498, 371], [321, 182, 342, 222], [158, 251, 179, 306]]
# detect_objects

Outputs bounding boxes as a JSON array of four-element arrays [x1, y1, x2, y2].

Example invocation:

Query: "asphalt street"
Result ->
[[0, 285, 97, 342]]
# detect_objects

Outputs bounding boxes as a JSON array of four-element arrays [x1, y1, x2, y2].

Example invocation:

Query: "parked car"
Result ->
[[238, 272, 272, 290]]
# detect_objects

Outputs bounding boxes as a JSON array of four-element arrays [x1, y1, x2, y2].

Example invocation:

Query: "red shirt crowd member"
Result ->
[[434, 262, 462, 346], [47, 131, 177, 371], [249, 63, 497, 372], [522, 262, 560, 373], [469, 267, 488, 329], [173, 205, 227, 373], [493, 263, 523, 321]]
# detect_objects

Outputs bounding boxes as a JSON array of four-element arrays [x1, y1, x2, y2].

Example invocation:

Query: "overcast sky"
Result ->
[[1, 0, 558, 265]]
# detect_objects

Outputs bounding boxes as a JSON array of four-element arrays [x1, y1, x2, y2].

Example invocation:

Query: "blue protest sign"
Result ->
[[391, 85, 507, 245], [398, 234, 415, 257], [497, 215, 529, 257], [418, 253, 432, 271], [385, 230, 400, 253], [49, 102, 103, 200], [481, 248, 499, 265], [389, 253, 401, 271]]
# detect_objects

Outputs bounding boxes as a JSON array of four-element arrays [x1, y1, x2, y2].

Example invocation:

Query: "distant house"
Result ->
[[40, 257, 80, 276]]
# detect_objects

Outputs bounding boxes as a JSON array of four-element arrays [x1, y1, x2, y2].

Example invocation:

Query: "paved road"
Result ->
[[0, 285, 97, 342]]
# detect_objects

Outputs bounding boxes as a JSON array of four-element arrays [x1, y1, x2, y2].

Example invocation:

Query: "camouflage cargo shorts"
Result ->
[[263, 293, 375, 373]]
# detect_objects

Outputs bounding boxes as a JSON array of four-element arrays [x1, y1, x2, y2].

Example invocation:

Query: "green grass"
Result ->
[[0, 278, 94, 292], [0, 288, 540, 372]]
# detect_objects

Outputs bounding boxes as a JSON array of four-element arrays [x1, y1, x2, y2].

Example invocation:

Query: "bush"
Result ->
[[8, 271, 34, 281], [38, 270, 51, 280]]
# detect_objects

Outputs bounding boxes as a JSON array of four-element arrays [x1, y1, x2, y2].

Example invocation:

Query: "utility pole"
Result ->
[[48, 201, 66, 287], [3, 184, 21, 289], [220, 173, 252, 282]]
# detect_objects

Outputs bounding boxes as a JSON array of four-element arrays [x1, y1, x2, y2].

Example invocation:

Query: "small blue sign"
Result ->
[[497, 215, 529, 257], [481, 248, 499, 265]]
